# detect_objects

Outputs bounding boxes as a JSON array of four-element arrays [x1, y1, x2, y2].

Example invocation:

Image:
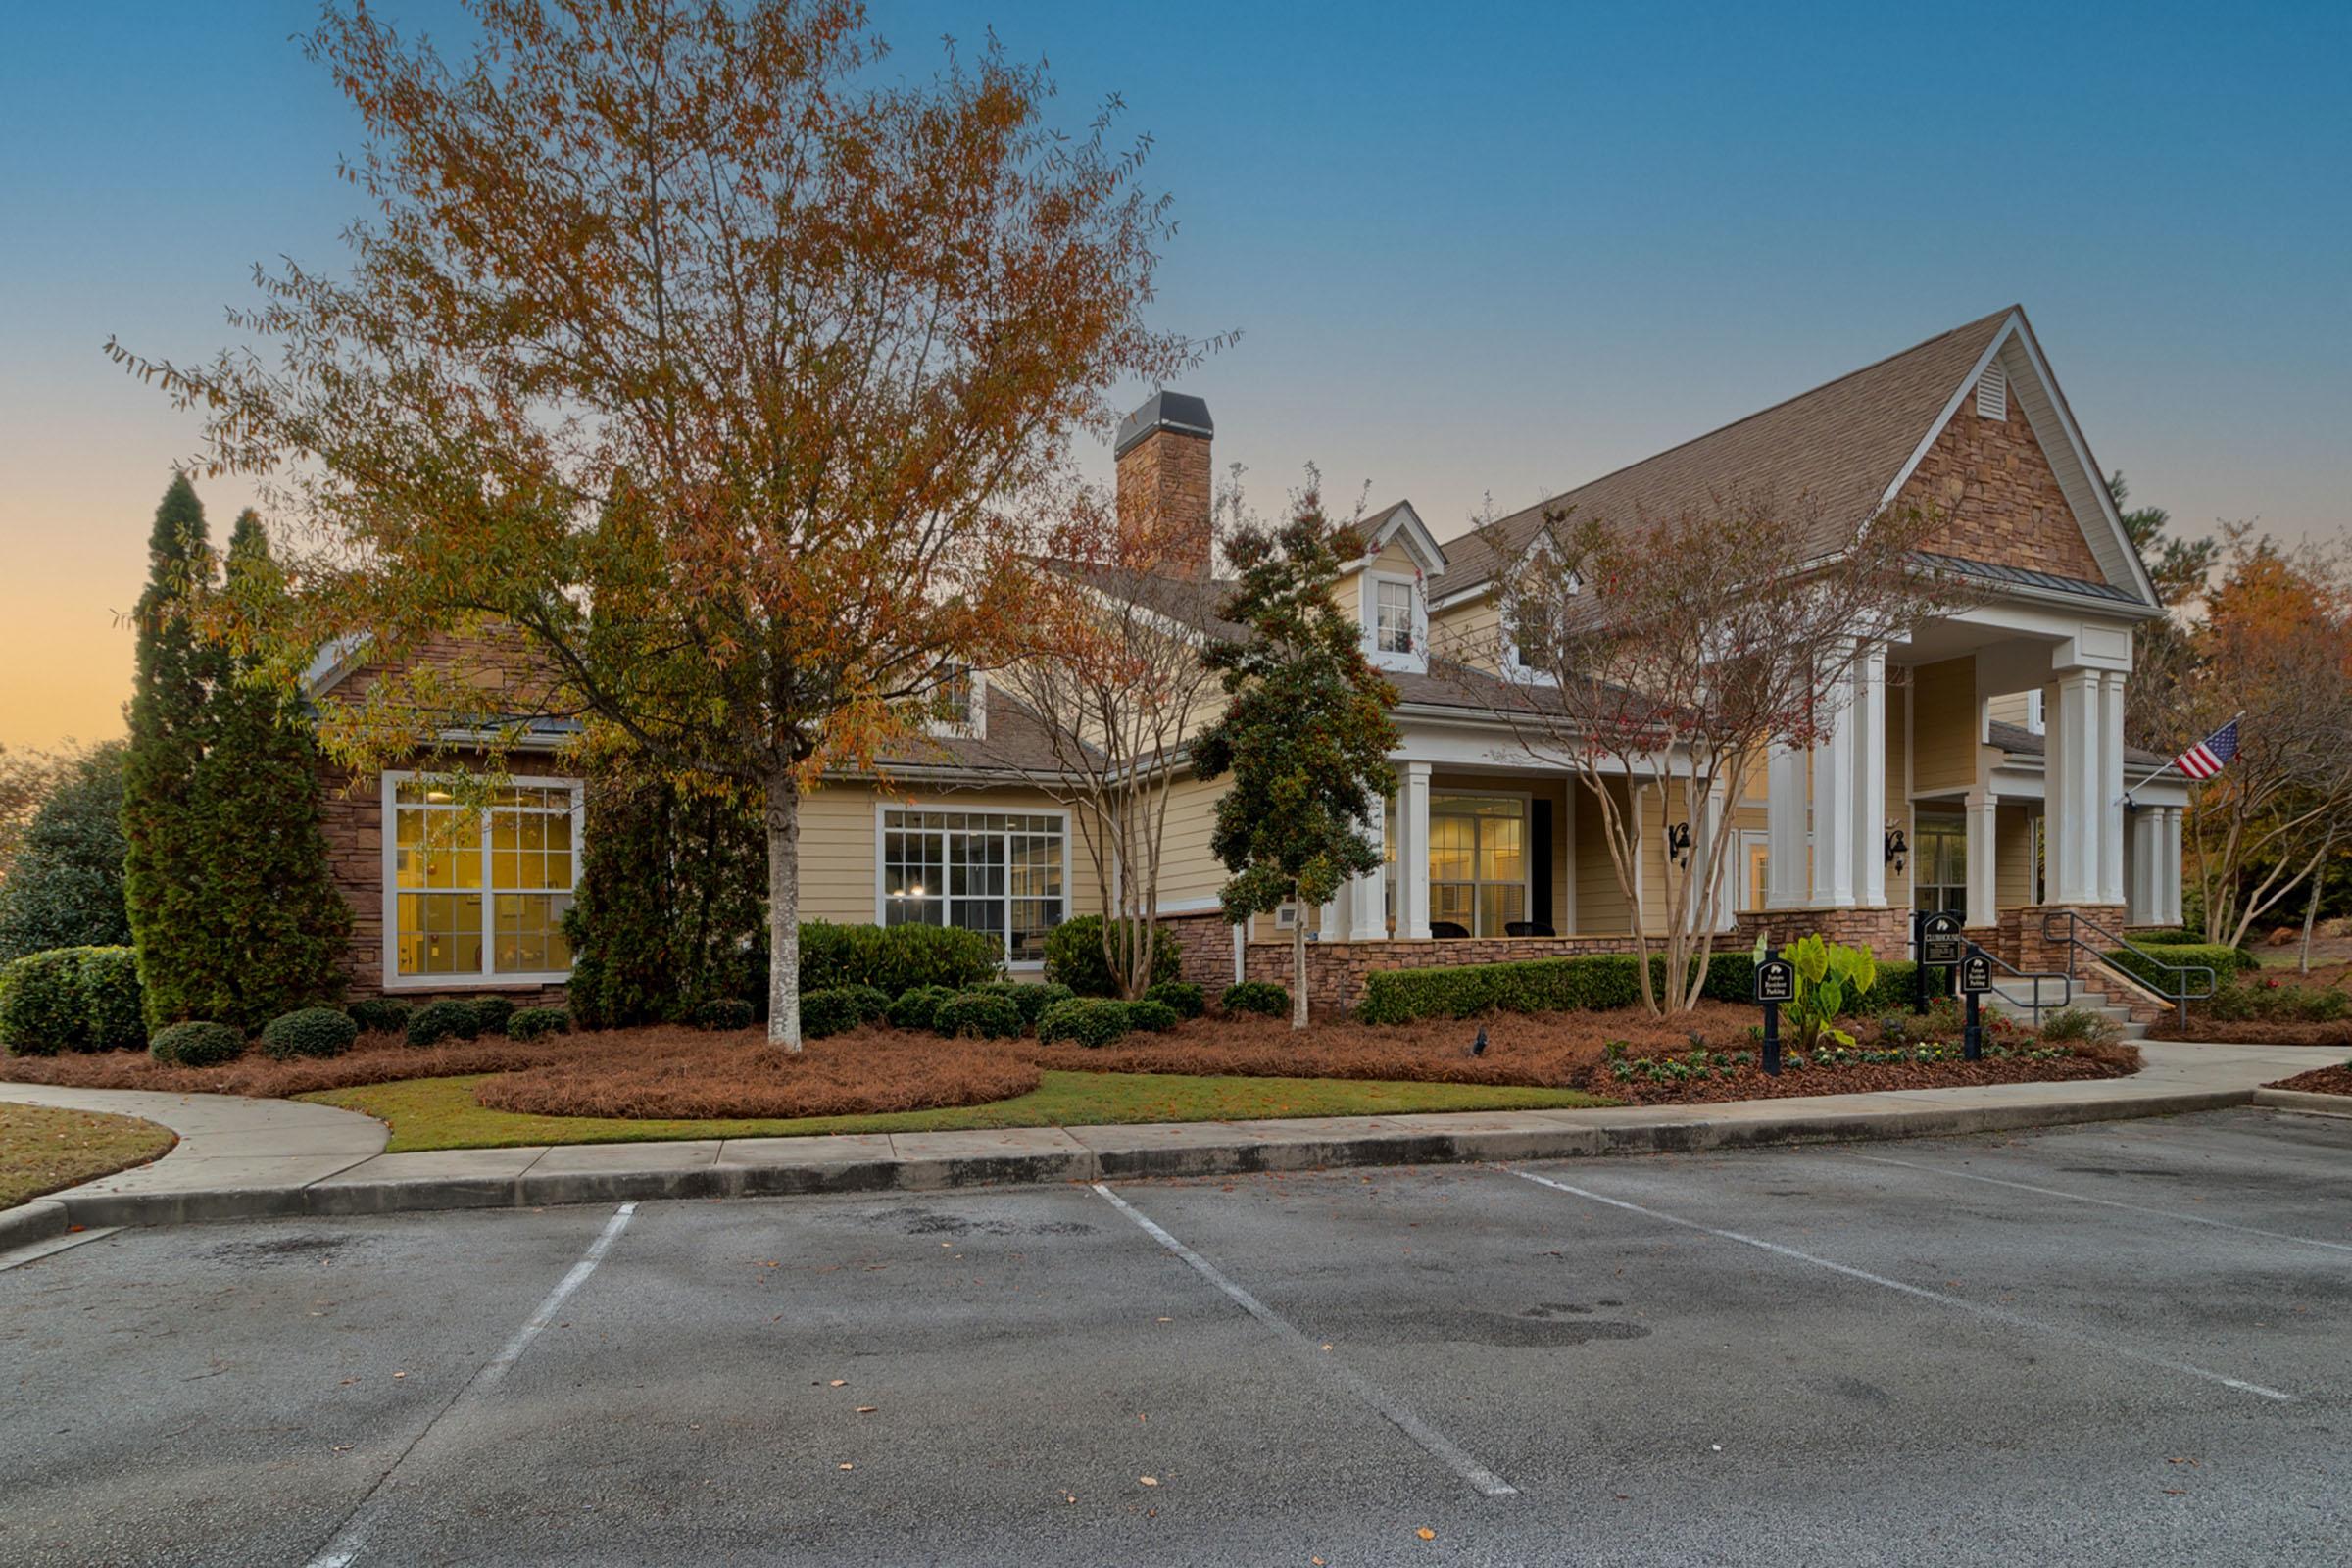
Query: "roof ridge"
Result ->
[[1457, 304, 2019, 543]]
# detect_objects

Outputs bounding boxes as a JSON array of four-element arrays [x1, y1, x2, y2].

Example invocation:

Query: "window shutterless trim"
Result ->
[[870, 799, 1069, 970], [379, 769, 584, 990]]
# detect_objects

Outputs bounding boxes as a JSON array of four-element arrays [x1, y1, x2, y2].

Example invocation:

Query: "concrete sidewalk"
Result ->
[[2, 1039, 2333, 1240]]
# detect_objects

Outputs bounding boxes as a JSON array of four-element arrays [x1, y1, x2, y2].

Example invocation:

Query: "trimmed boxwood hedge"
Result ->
[[797, 920, 1004, 998], [407, 998, 483, 1047], [1123, 999, 1181, 1033], [801, 985, 891, 1040], [1358, 951, 1929, 1025], [508, 1005, 570, 1041], [149, 1020, 244, 1067], [470, 997, 517, 1036], [966, 980, 1074, 1030], [885, 984, 956, 1031], [1037, 997, 1131, 1048], [260, 1005, 360, 1060], [2103, 943, 2254, 995], [1220, 980, 1290, 1017], [1042, 916, 1184, 998], [692, 997, 758, 1032], [1144, 980, 1205, 1019], [347, 997, 413, 1035], [0, 946, 146, 1055], [932, 991, 1024, 1041]]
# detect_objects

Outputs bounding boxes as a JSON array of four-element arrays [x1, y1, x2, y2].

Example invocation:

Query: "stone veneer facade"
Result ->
[[1897, 381, 2109, 583], [1733, 906, 1910, 962]]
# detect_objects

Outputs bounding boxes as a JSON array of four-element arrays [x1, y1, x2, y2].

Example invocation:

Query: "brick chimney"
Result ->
[[1113, 390, 1214, 579]]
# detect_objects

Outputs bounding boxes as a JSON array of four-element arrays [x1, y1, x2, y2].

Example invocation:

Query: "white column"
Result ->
[[2097, 670, 2129, 906], [1965, 789, 1999, 930], [1397, 761, 1432, 940], [1766, 743, 1809, 909], [1348, 793, 1388, 941], [2047, 670, 2103, 904], [1852, 644, 1888, 907], [1231, 922, 1246, 986], [1690, 780, 1727, 933], [1811, 662, 1858, 907], [2125, 807, 2156, 924], [2160, 807, 2185, 926]]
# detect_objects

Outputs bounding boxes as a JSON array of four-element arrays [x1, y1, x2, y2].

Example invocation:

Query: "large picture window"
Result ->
[[1429, 794, 1527, 936], [881, 808, 1066, 965], [388, 776, 582, 983]]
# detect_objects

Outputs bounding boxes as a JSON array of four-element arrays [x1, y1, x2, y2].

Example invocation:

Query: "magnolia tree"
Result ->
[[2182, 527, 2352, 949], [990, 486, 1226, 997], [1450, 491, 1960, 1015], [111, 0, 1204, 1046], [1192, 486, 1401, 1028]]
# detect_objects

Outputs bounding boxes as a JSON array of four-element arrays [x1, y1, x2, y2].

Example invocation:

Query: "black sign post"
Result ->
[[1957, 948, 1993, 1061], [1916, 910, 1964, 1014], [1753, 947, 1794, 1076]]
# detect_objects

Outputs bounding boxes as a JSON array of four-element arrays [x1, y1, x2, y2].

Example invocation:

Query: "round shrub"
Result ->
[[0, 948, 92, 1055], [406, 998, 483, 1048], [693, 997, 758, 1032], [1123, 999, 1181, 1033], [971, 979, 1074, 1030], [933, 991, 1024, 1041], [1220, 980, 1290, 1017], [1143, 980, 1204, 1020], [260, 1005, 360, 1061], [470, 997, 517, 1036], [1037, 997, 1132, 1049], [885, 984, 956, 1031], [800, 986, 884, 1040], [841, 984, 892, 1022], [508, 1005, 571, 1042], [347, 997, 413, 1036], [2034, 1005, 2123, 1047], [1043, 916, 1184, 997], [149, 1020, 244, 1067], [74, 947, 146, 1052]]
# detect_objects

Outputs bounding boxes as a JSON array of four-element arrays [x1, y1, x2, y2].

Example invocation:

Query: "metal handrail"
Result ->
[[2039, 909, 2216, 1031], [1972, 947, 2072, 1025]]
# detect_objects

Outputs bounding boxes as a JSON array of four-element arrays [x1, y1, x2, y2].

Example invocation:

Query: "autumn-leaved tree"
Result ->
[[992, 483, 1226, 997], [1452, 491, 1961, 1014], [1191, 487, 1400, 1028], [2107, 470, 2217, 751], [112, 0, 1201, 1045]]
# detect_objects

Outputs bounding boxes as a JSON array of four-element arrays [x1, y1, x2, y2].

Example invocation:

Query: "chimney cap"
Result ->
[[1114, 390, 1213, 457]]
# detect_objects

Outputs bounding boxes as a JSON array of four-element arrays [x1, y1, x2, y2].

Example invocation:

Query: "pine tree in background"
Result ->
[[179, 513, 353, 1029], [122, 474, 219, 1029]]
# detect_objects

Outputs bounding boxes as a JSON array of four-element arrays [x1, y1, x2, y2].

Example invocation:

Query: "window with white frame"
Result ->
[[388, 777, 582, 981], [1428, 794, 1527, 936], [1374, 579, 1415, 655], [927, 665, 985, 739], [880, 808, 1065, 964]]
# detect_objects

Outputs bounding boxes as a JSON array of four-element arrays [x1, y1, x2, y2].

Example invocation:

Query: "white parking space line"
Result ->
[[1851, 1152, 2352, 1255], [302, 1201, 640, 1568], [1508, 1168, 2295, 1404], [1091, 1183, 1520, 1498]]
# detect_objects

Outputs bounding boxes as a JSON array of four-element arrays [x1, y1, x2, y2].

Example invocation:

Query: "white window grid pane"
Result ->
[[882, 809, 1065, 961]]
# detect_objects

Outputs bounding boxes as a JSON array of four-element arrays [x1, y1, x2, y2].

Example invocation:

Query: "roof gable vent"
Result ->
[[1976, 362, 2008, 421]]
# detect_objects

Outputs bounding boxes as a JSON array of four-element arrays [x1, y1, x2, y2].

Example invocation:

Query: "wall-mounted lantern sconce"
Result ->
[[1884, 826, 1908, 874], [1667, 820, 1692, 868]]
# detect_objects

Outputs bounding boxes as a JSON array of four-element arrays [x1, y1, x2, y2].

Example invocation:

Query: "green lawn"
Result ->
[[1, 1102, 178, 1208], [301, 1070, 1610, 1153]]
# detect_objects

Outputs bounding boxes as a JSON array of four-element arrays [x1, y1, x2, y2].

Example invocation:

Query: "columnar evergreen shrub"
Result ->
[[564, 767, 765, 1029], [1220, 980, 1290, 1017], [149, 1020, 243, 1067], [406, 998, 482, 1047], [347, 997, 413, 1035], [1143, 980, 1204, 1019], [933, 991, 1024, 1041], [508, 1006, 570, 1041], [261, 1005, 361, 1060], [1037, 997, 1131, 1048], [122, 476, 220, 1030], [1042, 916, 1182, 997], [0, 742, 132, 961]]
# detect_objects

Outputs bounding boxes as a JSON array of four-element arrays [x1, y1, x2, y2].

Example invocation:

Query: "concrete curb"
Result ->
[[2250, 1087, 2352, 1117], [27, 1083, 2263, 1231], [0, 1199, 69, 1252]]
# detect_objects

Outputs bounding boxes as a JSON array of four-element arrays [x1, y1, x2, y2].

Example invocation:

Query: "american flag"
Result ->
[[2174, 718, 2240, 781]]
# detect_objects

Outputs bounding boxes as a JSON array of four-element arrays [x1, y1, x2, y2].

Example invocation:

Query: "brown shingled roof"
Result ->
[[1441, 307, 2017, 592]]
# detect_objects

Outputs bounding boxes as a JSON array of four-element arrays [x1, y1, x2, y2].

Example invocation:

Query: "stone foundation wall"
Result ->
[[1157, 911, 1240, 992], [1733, 906, 1909, 962]]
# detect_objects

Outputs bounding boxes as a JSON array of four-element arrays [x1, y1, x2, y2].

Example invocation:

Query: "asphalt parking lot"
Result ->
[[4, 1106, 2347, 1567]]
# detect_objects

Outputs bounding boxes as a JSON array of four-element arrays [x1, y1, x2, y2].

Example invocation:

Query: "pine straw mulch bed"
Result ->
[[2147, 1012, 2352, 1047], [2, 1001, 2137, 1120], [2265, 1061, 2352, 1097]]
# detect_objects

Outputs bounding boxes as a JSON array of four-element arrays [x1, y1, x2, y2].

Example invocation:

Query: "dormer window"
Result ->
[[1363, 571, 1427, 672], [1504, 568, 1577, 682], [1375, 580, 1414, 655], [927, 664, 986, 740]]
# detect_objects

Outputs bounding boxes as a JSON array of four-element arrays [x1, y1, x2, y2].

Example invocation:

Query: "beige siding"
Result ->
[[1153, 773, 1229, 909], [1574, 777, 1639, 935], [1911, 656, 1980, 795], [796, 779, 1104, 927], [1985, 690, 2033, 729], [1995, 802, 2038, 909]]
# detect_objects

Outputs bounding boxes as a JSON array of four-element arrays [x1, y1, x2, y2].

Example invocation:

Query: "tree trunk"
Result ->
[[2299, 828, 2334, 974], [765, 769, 802, 1050], [1291, 914, 1308, 1030]]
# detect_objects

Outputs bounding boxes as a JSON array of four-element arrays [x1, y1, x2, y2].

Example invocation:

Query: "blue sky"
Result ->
[[2, 0, 2345, 748]]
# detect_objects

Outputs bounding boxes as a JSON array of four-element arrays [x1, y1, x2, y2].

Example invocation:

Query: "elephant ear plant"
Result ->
[[1767, 933, 1877, 1054]]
